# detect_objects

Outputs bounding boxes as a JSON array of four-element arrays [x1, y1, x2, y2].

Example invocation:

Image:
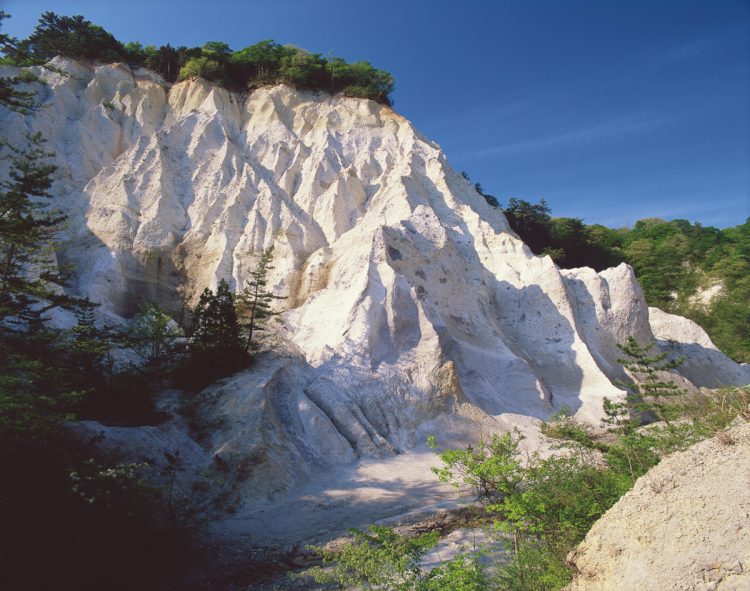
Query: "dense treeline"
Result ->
[[5, 11, 395, 103], [470, 182, 750, 363]]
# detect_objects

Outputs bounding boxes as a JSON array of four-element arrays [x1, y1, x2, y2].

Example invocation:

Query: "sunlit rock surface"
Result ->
[[3, 57, 748, 499], [565, 421, 750, 591]]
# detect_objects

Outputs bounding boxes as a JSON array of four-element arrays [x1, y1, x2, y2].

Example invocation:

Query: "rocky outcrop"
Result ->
[[649, 307, 750, 387], [566, 421, 750, 591], [2, 57, 748, 498]]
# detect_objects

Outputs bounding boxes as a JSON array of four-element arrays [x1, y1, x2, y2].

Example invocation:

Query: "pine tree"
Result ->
[[237, 245, 285, 353], [0, 132, 71, 328], [190, 279, 241, 353], [616, 337, 685, 426], [0, 11, 39, 114]]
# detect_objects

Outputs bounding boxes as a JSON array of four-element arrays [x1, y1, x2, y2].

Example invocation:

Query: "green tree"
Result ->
[[178, 56, 224, 82], [0, 11, 39, 113], [19, 11, 125, 63], [616, 337, 685, 426], [190, 279, 241, 354], [503, 198, 553, 254], [237, 245, 285, 353], [131, 302, 184, 364], [201, 41, 230, 61], [279, 47, 325, 85], [306, 525, 439, 591], [429, 431, 524, 501], [0, 132, 69, 325]]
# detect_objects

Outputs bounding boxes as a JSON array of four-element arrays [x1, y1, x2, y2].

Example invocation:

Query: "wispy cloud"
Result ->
[[421, 96, 545, 145], [661, 24, 748, 64], [466, 112, 671, 159]]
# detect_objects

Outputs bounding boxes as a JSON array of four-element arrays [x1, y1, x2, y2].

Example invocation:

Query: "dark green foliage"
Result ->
[[462, 172, 500, 208], [1, 441, 190, 589], [10, 12, 395, 103], [175, 279, 246, 390], [616, 336, 684, 426], [0, 12, 39, 113], [130, 301, 184, 364], [190, 279, 241, 353], [0, 42, 196, 588], [499, 197, 625, 271], [622, 217, 750, 363], [503, 198, 554, 255], [18, 11, 126, 63], [305, 525, 440, 590], [0, 132, 68, 323], [474, 181, 499, 207], [0, 295, 182, 587], [237, 245, 285, 353]]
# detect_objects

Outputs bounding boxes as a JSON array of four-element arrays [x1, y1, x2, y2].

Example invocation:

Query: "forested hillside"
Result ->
[[490, 194, 750, 363]]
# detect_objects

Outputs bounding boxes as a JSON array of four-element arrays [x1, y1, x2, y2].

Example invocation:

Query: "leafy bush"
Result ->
[[540, 408, 600, 450], [429, 431, 525, 501], [130, 301, 184, 364], [305, 525, 440, 590], [178, 56, 225, 82], [421, 554, 489, 591]]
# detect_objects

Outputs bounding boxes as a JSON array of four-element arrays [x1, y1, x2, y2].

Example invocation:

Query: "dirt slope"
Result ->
[[566, 421, 750, 591]]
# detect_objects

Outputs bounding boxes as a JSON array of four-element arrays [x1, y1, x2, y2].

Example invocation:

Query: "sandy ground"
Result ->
[[184, 416, 547, 590], [215, 444, 469, 548], [214, 413, 547, 550], [174, 445, 473, 589]]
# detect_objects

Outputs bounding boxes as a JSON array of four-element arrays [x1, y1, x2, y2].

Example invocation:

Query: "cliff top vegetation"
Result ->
[[1, 11, 395, 104]]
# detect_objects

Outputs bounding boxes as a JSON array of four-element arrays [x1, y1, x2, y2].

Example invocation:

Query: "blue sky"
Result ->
[[3, 0, 749, 228]]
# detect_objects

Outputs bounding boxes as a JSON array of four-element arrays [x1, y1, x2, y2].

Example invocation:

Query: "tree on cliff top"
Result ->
[[17, 11, 125, 63]]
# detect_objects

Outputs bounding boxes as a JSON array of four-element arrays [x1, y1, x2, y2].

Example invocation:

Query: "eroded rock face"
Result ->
[[566, 421, 750, 591], [649, 307, 750, 387], [2, 58, 748, 497]]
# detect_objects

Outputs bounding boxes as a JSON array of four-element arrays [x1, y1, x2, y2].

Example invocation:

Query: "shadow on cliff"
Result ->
[[391, 154, 586, 418], [62, 223, 188, 320]]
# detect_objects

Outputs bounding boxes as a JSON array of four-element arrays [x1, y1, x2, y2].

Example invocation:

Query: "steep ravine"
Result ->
[[1, 57, 748, 513]]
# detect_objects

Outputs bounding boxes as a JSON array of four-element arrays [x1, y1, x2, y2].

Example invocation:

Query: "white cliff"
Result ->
[[2, 58, 748, 500]]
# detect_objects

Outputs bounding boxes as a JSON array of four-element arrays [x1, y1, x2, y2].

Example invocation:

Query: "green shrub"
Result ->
[[305, 525, 439, 590], [178, 56, 224, 82], [540, 409, 600, 450]]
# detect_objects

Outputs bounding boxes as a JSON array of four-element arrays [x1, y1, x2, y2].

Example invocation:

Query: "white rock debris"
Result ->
[[2, 58, 748, 501]]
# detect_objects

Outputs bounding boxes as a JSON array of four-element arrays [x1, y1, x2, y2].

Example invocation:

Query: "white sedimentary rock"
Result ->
[[2, 58, 748, 498]]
